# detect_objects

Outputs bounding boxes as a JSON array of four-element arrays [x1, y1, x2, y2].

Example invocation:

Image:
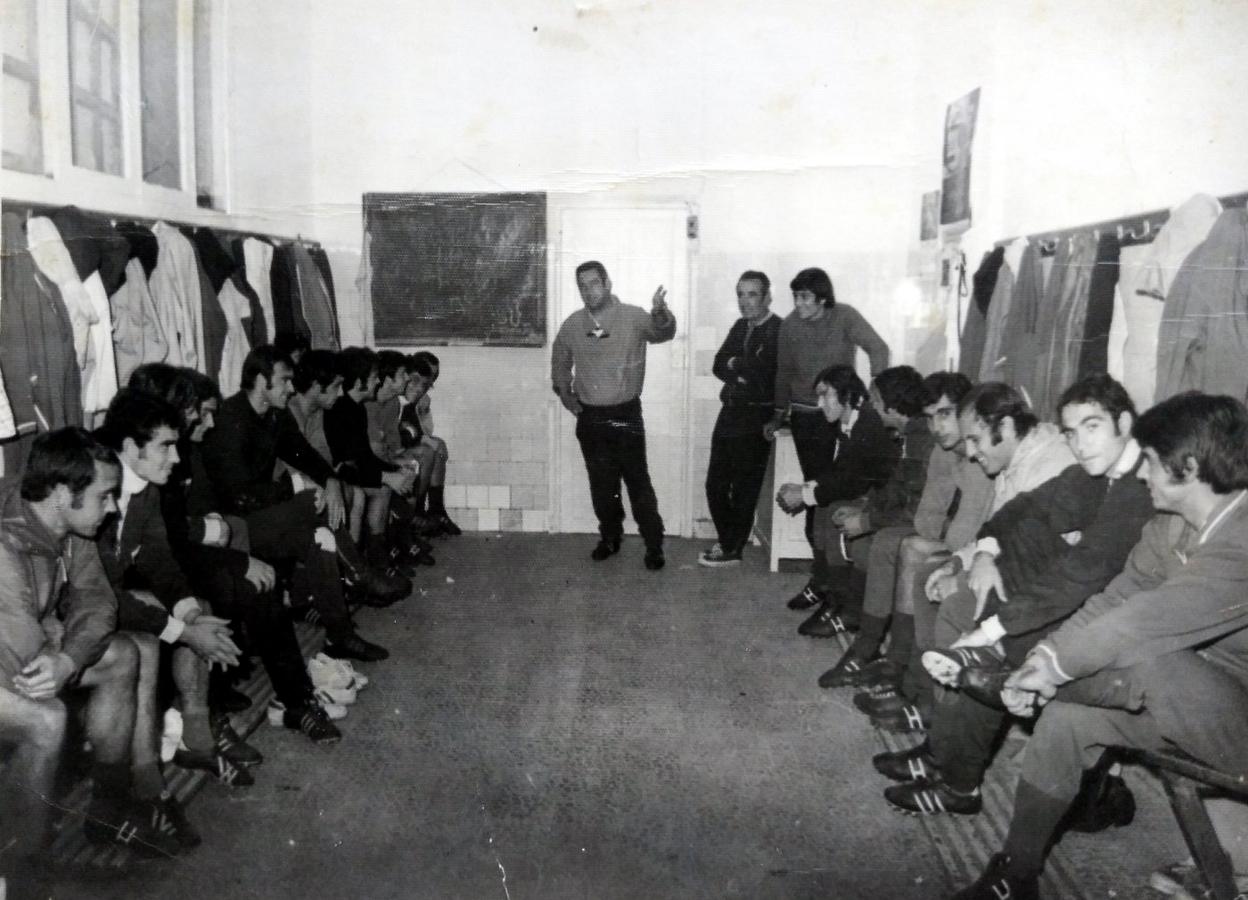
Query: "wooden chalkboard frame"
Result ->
[[364, 192, 547, 347]]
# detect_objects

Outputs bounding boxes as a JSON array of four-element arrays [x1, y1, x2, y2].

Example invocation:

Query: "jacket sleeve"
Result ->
[[60, 538, 119, 672], [641, 305, 676, 344], [772, 317, 795, 413], [846, 306, 890, 375], [863, 426, 935, 532], [997, 480, 1156, 638], [712, 321, 743, 385], [978, 465, 1091, 546], [325, 402, 388, 488], [914, 447, 957, 541], [736, 318, 780, 398], [132, 492, 197, 609]]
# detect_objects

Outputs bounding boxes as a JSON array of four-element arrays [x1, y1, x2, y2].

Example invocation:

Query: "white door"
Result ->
[[551, 204, 692, 537]]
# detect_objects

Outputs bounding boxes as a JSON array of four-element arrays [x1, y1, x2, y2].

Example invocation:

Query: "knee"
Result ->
[[28, 698, 68, 747], [97, 634, 140, 682]]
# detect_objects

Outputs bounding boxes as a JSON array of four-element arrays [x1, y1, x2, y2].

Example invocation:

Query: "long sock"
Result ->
[[91, 762, 132, 804], [1004, 779, 1071, 878], [181, 710, 213, 753], [886, 613, 916, 668], [132, 763, 165, 801], [852, 613, 890, 660], [428, 485, 446, 516]]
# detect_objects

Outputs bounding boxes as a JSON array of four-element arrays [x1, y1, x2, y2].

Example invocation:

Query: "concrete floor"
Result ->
[[56, 534, 948, 900]]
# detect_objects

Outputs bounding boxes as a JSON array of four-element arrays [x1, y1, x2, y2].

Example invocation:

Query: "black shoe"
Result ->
[[871, 703, 931, 734], [591, 539, 621, 561], [952, 854, 1040, 900], [172, 746, 255, 787], [1063, 770, 1136, 833], [355, 566, 412, 602], [959, 666, 1013, 711], [644, 548, 666, 571], [853, 686, 906, 717], [153, 795, 202, 850], [324, 632, 390, 662], [433, 513, 462, 537], [884, 777, 982, 816], [872, 741, 938, 783], [83, 799, 182, 858], [787, 583, 826, 611], [819, 655, 898, 690], [210, 683, 252, 714], [212, 714, 264, 767], [921, 645, 1007, 688], [798, 598, 855, 638], [283, 703, 343, 744]]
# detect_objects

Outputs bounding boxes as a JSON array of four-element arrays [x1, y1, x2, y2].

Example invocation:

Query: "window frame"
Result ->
[[3, 0, 229, 217]]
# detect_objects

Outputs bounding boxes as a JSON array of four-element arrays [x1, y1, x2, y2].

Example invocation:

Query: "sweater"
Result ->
[[808, 405, 900, 507], [551, 297, 677, 407], [773, 304, 889, 411], [861, 417, 936, 532], [1039, 489, 1248, 684]]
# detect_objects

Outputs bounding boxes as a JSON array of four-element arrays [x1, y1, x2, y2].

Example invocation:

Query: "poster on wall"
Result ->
[[920, 190, 941, 241], [939, 88, 980, 232]]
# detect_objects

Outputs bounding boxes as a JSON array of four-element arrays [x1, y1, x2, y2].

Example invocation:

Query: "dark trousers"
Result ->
[[705, 405, 773, 553], [187, 546, 316, 710], [576, 399, 664, 549], [789, 407, 839, 549], [245, 491, 352, 638]]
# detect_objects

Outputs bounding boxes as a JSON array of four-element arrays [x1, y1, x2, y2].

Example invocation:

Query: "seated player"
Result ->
[[775, 365, 900, 626]]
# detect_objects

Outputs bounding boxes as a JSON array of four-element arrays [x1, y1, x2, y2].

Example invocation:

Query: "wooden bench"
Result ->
[[1125, 748, 1248, 900]]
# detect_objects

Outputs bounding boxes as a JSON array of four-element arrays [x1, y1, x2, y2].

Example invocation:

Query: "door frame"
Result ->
[[545, 193, 699, 538]]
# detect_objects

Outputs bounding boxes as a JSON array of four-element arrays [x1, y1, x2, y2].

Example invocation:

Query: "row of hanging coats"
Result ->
[[957, 193, 1248, 415], [0, 206, 342, 474]]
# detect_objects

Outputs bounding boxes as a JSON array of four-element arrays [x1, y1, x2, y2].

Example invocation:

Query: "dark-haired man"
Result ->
[[97, 390, 255, 790], [797, 365, 932, 637], [882, 375, 1154, 818], [769, 267, 890, 605], [1, 429, 182, 887], [201, 346, 397, 662], [700, 271, 780, 567], [955, 392, 1248, 900], [551, 260, 675, 570]]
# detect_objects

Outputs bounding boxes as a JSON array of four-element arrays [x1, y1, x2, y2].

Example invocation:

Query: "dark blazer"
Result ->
[[325, 395, 398, 488], [810, 405, 900, 507], [712, 314, 781, 407], [99, 482, 194, 636]]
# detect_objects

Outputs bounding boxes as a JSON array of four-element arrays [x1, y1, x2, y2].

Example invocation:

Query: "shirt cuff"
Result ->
[[159, 617, 186, 644], [980, 615, 1007, 642], [1034, 643, 1074, 684], [171, 598, 202, 622], [953, 544, 976, 570], [201, 515, 225, 545], [289, 471, 308, 493], [975, 537, 1002, 559], [801, 482, 818, 506]]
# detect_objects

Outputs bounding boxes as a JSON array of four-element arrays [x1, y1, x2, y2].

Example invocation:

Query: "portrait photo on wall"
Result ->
[[940, 87, 980, 232]]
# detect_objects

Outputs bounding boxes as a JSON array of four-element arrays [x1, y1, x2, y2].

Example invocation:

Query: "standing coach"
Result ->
[[552, 260, 676, 570]]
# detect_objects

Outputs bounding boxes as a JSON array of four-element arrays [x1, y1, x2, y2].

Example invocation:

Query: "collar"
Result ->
[[119, 460, 149, 506], [745, 312, 775, 328], [1199, 489, 1248, 546], [842, 407, 861, 435], [1107, 439, 1141, 480]]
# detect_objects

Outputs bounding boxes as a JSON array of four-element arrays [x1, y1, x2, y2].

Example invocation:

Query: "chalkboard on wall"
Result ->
[[365, 192, 547, 347]]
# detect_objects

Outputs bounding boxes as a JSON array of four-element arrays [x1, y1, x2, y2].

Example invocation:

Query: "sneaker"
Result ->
[[211, 714, 264, 767], [172, 745, 255, 787], [921, 645, 1007, 688], [787, 583, 826, 611], [644, 547, 666, 571], [315, 683, 358, 708], [698, 544, 742, 568], [590, 539, 621, 561], [798, 598, 854, 638], [872, 742, 939, 783], [324, 631, 389, 662], [269, 697, 347, 725], [952, 853, 1040, 900], [282, 702, 343, 744], [83, 799, 182, 858], [819, 655, 896, 690], [153, 794, 202, 850], [309, 652, 369, 691], [884, 778, 982, 816]]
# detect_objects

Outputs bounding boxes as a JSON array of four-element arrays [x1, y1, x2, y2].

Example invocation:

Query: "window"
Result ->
[[2, 0, 43, 173], [140, 0, 182, 188], [68, 0, 123, 175]]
